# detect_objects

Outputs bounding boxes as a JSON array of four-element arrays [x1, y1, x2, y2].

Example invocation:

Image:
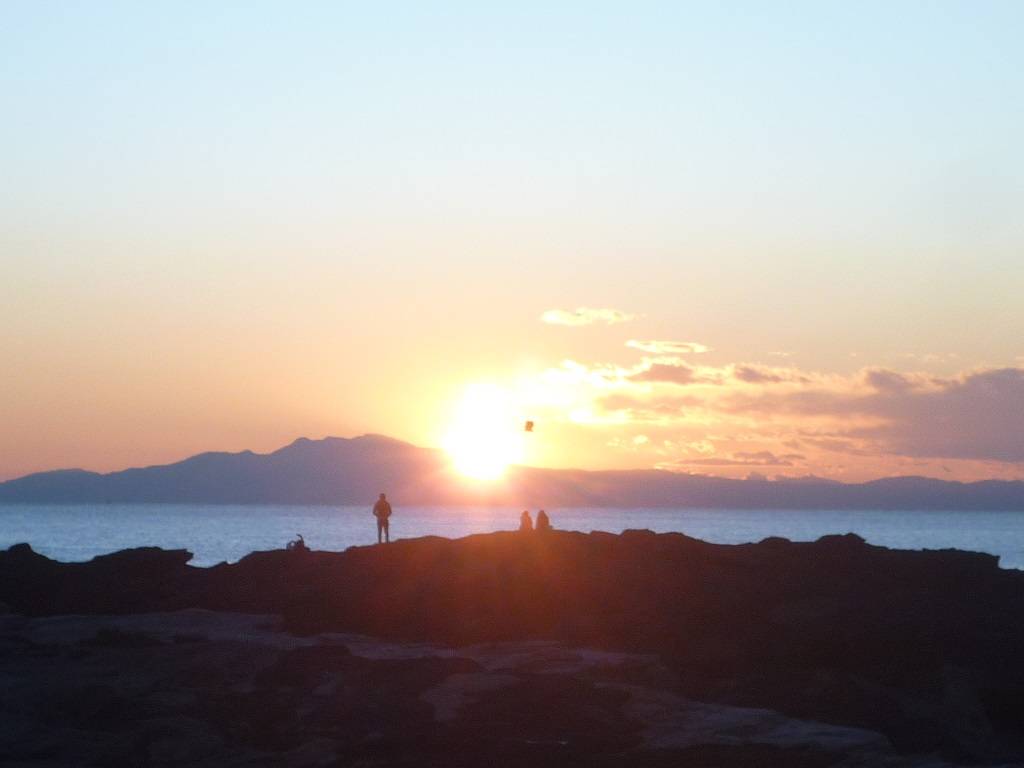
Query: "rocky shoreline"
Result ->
[[3, 530, 1024, 766]]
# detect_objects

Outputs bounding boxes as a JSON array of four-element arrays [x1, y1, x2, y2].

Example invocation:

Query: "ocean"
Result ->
[[2, 504, 1024, 569]]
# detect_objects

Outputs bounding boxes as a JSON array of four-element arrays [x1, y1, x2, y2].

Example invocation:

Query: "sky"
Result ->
[[2, 2, 1023, 483]]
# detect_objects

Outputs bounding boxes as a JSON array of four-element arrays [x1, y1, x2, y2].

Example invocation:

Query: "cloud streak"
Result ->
[[626, 340, 710, 355], [676, 450, 806, 467], [630, 362, 699, 385], [541, 307, 635, 326]]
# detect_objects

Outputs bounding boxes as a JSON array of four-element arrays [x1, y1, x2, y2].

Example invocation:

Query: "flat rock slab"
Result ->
[[0, 610, 980, 767]]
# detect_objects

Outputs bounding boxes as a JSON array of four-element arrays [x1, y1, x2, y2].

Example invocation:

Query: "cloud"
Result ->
[[626, 359, 728, 387], [630, 362, 699, 385], [687, 439, 715, 455], [732, 365, 810, 385], [898, 352, 960, 364], [799, 437, 876, 457], [541, 307, 635, 326], [626, 340, 710, 355], [733, 366, 784, 384], [676, 450, 805, 467], [722, 367, 1024, 463], [521, 347, 1024, 480], [863, 369, 915, 392], [851, 368, 1024, 462], [598, 393, 698, 421]]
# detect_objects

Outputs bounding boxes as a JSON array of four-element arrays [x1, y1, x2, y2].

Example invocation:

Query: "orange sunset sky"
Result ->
[[2, 3, 1022, 483]]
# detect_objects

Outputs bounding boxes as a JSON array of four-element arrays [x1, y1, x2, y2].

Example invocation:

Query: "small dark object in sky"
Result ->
[[524, 421, 534, 432]]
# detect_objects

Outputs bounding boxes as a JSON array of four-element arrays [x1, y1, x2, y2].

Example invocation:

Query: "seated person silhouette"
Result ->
[[519, 510, 533, 532], [536, 510, 551, 532]]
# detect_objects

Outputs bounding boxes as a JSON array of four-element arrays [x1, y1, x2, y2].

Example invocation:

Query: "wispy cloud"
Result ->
[[626, 340, 710, 355], [897, 352, 960, 365], [675, 450, 806, 467], [540, 307, 635, 326], [630, 362, 700, 385], [731, 364, 810, 385]]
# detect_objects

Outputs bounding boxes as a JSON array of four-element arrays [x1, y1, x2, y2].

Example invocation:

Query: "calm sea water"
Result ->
[[1, 505, 1023, 569]]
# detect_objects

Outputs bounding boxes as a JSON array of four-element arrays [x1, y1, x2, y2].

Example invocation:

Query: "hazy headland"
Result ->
[[3, 435, 1023, 510]]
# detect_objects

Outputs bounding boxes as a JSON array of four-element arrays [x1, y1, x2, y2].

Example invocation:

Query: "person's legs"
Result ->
[[383, 518, 390, 543], [376, 518, 383, 544]]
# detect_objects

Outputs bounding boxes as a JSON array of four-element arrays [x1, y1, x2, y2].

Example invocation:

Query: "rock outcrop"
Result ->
[[3, 531, 1024, 765]]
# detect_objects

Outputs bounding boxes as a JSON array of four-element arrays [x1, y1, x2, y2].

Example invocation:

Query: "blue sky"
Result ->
[[5, 2, 1021, 240]]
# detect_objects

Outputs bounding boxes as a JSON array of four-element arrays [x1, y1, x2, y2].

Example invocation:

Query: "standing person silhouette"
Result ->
[[519, 510, 533, 532], [373, 493, 392, 543]]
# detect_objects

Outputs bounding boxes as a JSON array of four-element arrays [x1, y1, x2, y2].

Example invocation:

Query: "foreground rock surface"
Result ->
[[2, 530, 1024, 765], [0, 610, 957, 767]]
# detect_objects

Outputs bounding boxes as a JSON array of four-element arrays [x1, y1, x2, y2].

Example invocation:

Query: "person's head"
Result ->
[[379, 493, 386, 500]]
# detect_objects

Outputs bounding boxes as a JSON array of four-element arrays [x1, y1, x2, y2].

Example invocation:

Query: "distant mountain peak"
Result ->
[[1, 435, 1022, 508], [283, 434, 414, 449], [775, 475, 842, 485], [351, 433, 417, 446]]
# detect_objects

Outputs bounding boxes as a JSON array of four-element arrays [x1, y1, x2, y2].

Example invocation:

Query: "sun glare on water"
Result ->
[[443, 384, 525, 481]]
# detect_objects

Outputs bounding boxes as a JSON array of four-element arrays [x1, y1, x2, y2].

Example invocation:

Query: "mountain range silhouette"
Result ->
[[2, 434, 1022, 509]]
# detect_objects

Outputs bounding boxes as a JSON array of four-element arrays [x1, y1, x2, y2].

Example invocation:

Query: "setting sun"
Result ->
[[442, 384, 525, 481]]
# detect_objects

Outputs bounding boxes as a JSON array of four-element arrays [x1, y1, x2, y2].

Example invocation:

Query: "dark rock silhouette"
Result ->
[[0, 610, 891, 768], [3, 531, 1024, 763], [2, 434, 1023, 508]]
